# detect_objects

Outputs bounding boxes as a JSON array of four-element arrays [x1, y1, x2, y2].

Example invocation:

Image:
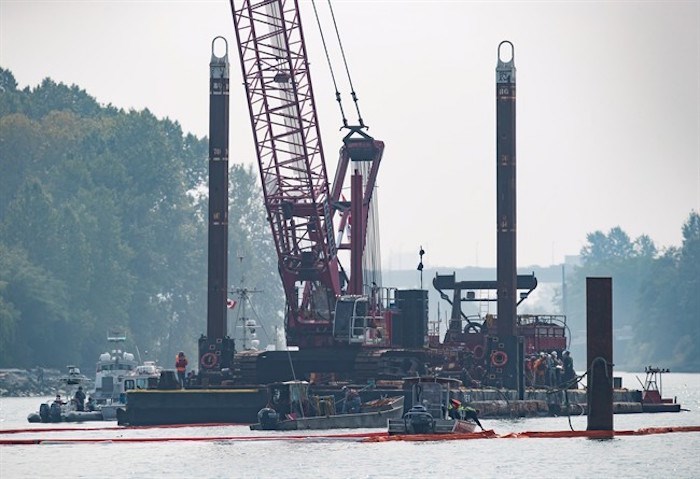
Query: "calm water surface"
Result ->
[[1, 372, 698, 478]]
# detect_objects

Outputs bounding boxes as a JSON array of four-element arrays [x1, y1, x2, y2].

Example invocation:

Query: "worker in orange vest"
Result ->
[[175, 351, 188, 388]]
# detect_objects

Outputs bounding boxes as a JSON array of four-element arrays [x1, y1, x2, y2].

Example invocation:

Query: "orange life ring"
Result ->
[[491, 350, 508, 368], [472, 345, 485, 359], [200, 352, 219, 369]]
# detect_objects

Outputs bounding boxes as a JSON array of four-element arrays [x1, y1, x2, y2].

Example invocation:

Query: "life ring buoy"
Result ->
[[200, 352, 219, 369], [491, 350, 508, 368], [472, 345, 485, 360]]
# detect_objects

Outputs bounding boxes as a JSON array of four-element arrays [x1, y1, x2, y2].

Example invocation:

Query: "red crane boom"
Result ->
[[230, 0, 384, 348]]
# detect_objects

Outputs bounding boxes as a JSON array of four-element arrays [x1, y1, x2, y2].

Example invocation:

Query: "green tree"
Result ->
[[0, 67, 17, 93], [675, 212, 700, 369], [568, 215, 699, 371], [0, 113, 43, 220], [0, 68, 282, 370], [567, 226, 658, 367], [0, 245, 75, 366], [631, 213, 700, 371]]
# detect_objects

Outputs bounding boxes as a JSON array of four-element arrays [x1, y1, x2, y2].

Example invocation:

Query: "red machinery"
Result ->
[[229, 0, 395, 352], [227, 2, 567, 387]]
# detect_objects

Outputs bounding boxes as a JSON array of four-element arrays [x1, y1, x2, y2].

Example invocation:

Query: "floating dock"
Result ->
[[122, 383, 669, 426], [121, 387, 267, 425]]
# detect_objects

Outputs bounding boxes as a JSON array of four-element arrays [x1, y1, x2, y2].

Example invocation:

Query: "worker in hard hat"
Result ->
[[175, 351, 188, 388], [341, 386, 361, 414], [449, 398, 485, 431], [448, 398, 461, 420]]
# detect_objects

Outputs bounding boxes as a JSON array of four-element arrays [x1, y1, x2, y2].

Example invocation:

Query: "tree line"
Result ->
[[0, 68, 282, 370], [1, 68, 697, 373], [564, 215, 699, 372]]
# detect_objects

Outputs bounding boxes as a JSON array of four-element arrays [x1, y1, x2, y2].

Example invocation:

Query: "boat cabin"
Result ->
[[404, 376, 463, 419], [266, 380, 314, 419]]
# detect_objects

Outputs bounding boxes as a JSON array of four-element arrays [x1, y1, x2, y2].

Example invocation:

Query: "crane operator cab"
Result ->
[[333, 295, 389, 346]]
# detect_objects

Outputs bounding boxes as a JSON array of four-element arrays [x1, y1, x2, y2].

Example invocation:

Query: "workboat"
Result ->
[[639, 366, 682, 413], [92, 332, 139, 404], [27, 333, 163, 423], [250, 380, 404, 431], [387, 376, 479, 435], [91, 332, 163, 419], [27, 366, 103, 423], [99, 360, 163, 420]]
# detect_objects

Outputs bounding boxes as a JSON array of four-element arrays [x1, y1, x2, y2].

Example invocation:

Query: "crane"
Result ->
[[225, 7, 566, 389], [229, 0, 387, 350]]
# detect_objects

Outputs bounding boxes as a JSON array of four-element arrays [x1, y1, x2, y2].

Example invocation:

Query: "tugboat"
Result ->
[[640, 367, 681, 413]]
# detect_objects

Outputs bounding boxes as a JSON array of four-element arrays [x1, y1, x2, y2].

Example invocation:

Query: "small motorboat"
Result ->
[[387, 377, 479, 435], [27, 333, 162, 423], [28, 366, 103, 423]]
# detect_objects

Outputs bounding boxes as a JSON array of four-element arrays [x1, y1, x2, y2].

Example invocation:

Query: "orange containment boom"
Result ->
[[363, 426, 700, 442], [2, 426, 699, 446]]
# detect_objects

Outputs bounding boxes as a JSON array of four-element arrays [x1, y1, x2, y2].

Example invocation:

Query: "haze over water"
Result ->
[[1, 372, 698, 478]]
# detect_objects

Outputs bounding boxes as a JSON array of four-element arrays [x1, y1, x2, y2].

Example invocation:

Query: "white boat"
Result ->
[[92, 333, 139, 405], [92, 333, 163, 419], [59, 365, 93, 386], [27, 366, 102, 423], [27, 334, 163, 423], [99, 360, 163, 420]]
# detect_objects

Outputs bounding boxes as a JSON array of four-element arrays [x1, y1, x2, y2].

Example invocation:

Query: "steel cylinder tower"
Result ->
[[492, 40, 521, 391], [199, 37, 236, 379], [496, 41, 517, 338]]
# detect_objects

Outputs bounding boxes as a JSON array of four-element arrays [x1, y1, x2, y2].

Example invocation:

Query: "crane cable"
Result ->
[[327, 0, 366, 128], [311, 0, 367, 129], [311, 0, 348, 128]]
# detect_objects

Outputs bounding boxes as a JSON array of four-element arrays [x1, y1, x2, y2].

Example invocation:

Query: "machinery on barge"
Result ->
[[199, 0, 567, 390], [196, 0, 437, 388]]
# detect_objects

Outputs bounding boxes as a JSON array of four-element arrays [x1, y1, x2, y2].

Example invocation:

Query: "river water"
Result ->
[[1, 372, 698, 478]]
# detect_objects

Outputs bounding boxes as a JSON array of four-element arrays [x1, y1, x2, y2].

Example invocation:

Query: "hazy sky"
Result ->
[[2, 1, 698, 269]]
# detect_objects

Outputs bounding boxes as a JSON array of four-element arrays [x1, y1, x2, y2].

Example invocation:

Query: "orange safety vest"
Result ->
[[176, 356, 188, 372]]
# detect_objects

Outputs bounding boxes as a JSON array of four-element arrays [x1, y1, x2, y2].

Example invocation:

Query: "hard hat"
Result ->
[[450, 398, 460, 406]]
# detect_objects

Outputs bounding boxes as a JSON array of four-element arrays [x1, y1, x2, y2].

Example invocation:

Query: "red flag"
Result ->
[[227, 299, 237, 309]]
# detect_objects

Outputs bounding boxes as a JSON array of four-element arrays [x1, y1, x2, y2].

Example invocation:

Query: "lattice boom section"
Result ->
[[232, 0, 336, 276]]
